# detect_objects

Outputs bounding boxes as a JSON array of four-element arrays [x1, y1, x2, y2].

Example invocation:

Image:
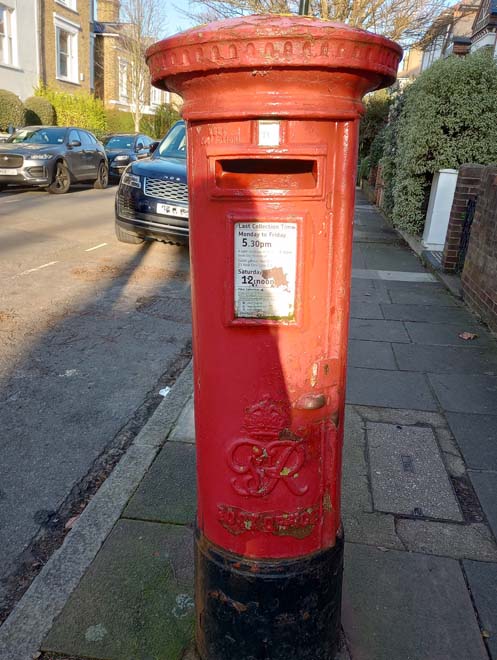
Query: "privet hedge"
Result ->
[[386, 50, 497, 234], [24, 96, 56, 125], [0, 90, 25, 131], [105, 109, 136, 134], [141, 103, 181, 140], [35, 86, 107, 135], [379, 87, 410, 218], [359, 90, 390, 160]]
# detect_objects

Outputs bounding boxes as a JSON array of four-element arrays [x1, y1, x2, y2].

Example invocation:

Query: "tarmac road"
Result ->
[[0, 183, 192, 617]]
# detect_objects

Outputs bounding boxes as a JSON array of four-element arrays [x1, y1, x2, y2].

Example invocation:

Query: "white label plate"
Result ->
[[156, 202, 188, 218], [234, 222, 297, 320], [0, 168, 17, 176], [258, 120, 280, 146]]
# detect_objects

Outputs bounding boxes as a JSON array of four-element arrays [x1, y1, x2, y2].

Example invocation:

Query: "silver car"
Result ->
[[0, 126, 108, 194]]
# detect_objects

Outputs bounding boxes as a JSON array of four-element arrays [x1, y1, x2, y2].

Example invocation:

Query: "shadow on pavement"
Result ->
[[0, 237, 193, 622]]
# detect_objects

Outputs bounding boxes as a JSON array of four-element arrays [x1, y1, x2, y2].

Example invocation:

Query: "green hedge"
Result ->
[[140, 103, 181, 140], [104, 105, 181, 139], [378, 88, 408, 218], [105, 109, 136, 134], [385, 50, 497, 234], [0, 89, 25, 131], [35, 86, 107, 135], [24, 96, 56, 125], [359, 91, 390, 160]]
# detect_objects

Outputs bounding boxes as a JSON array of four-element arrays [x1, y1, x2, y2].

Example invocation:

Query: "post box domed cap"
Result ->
[[146, 14, 403, 90]]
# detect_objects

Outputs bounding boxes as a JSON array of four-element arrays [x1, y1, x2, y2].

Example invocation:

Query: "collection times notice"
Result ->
[[234, 222, 297, 320]]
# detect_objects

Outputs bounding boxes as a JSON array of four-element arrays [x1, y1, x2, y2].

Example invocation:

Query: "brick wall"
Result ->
[[462, 166, 497, 334], [95, 34, 121, 107], [441, 164, 485, 272], [97, 0, 120, 22], [94, 0, 120, 106], [41, 0, 92, 93]]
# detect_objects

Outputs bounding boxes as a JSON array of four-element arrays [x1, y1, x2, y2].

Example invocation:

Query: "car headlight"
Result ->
[[30, 153, 54, 160], [114, 155, 130, 163], [121, 172, 141, 189]]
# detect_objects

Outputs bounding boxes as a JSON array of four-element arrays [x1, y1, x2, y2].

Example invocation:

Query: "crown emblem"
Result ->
[[243, 396, 290, 440]]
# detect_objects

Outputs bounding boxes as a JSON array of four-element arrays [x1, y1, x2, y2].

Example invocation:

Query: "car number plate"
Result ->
[[0, 168, 17, 175], [157, 203, 188, 218]]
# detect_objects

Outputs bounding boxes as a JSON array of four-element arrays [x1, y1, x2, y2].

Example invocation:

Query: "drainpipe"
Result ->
[[38, 0, 47, 87]]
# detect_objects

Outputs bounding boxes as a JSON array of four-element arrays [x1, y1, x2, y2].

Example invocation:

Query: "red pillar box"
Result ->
[[147, 16, 401, 660]]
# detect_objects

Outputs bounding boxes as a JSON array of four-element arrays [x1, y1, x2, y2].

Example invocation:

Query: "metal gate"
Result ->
[[457, 196, 477, 273]]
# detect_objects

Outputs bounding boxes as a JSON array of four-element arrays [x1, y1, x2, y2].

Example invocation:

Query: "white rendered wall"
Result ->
[[0, 0, 39, 101]]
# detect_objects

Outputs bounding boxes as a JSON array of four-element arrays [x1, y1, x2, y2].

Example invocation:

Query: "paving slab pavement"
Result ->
[[392, 343, 497, 374], [463, 561, 497, 660], [43, 520, 195, 660], [468, 471, 497, 540], [447, 413, 497, 470], [124, 442, 197, 524], [342, 544, 488, 660], [347, 367, 438, 410], [3, 191, 497, 660]]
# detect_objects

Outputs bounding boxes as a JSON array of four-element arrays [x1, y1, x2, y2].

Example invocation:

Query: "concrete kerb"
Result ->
[[0, 361, 194, 660]]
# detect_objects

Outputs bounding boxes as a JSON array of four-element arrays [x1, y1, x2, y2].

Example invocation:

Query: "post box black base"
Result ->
[[194, 527, 344, 660]]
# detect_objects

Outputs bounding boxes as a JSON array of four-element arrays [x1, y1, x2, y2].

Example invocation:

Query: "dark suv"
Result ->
[[0, 126, 108, 194], [102, 133, 154, 182], [115, 121, 188, 245]]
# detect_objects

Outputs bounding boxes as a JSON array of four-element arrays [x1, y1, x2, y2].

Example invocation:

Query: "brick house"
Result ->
[[471, 0, 497, 51], [38, 0, 94, 93], [397, 0, 479, 86], [93, 0, 179, 116]]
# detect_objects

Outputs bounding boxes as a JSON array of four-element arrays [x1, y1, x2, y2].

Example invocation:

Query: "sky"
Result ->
[[165, 3, 196, 36]]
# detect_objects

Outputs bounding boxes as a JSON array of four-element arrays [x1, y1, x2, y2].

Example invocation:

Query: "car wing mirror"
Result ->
[[136, 143, 144, 151], [68, 140, 81, 148]]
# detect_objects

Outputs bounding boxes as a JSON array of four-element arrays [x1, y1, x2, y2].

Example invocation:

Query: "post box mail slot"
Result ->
[[215, 158, 318, 190]]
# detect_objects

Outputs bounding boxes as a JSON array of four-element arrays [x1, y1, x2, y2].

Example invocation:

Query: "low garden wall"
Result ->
[[461, 166, 497, 333]]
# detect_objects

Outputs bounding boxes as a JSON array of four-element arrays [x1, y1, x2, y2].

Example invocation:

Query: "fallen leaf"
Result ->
[[65, 515, 79, 530], [31, 653, 41, 659], [377, 546, 388, 552], [458, 332, 478, 341], [482, 630, 491, 639]]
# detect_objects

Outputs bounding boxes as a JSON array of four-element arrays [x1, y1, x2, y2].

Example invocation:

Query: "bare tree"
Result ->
[[181, 0, 451, 44], [119, 0, 167, 131]]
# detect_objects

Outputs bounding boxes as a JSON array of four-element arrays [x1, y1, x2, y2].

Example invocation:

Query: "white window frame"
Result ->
[[55, 0, 78, 12], [150, 85, 162, 107], [118, 57, 129, 101], [54, 14, 80, 83], [0, 3, 18, 68]]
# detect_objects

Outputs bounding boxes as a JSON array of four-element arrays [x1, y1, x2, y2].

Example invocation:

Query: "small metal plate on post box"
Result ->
[[258, 120, 281, 146]]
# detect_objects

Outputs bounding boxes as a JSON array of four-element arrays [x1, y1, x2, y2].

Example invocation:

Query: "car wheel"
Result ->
[[115, 222, 144, 244], [48, 162, 71, 194], [94, 161, 109, 189]]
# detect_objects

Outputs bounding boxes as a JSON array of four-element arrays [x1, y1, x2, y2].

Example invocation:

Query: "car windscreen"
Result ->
[[103, 135, 134, 149], [8, 128, 67, 145], [156, 123, 186, 159]]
